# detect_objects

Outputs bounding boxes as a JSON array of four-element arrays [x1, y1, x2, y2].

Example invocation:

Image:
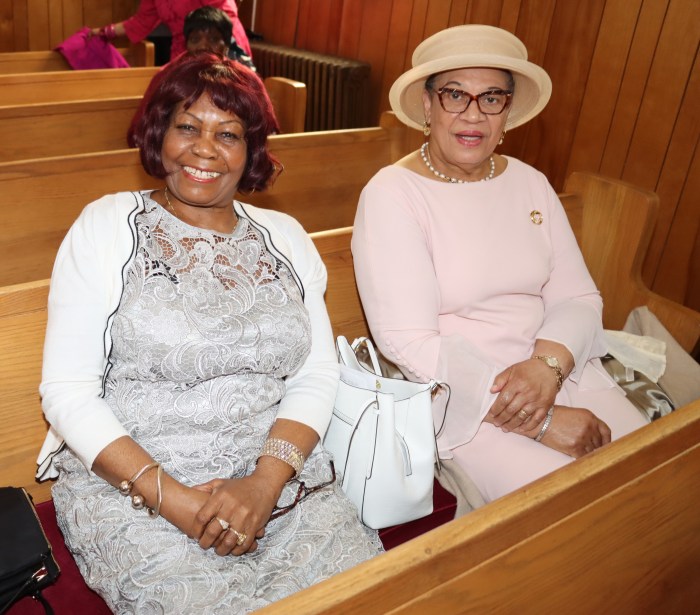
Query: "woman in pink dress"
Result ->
[[90, 0, 251, 61], [352, 25, 647, 504]]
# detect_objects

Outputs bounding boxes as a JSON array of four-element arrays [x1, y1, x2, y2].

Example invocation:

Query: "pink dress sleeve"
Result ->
[[122, 0, 160, 44], [536, 184, 607, 380]]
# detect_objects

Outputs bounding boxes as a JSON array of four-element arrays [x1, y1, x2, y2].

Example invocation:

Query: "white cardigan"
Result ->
[[37, 192, 339, 480]]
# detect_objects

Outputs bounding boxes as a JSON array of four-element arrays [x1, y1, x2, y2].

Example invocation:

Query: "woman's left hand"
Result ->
[[487, 358, 559, 432], [192, 473, 282, 557]]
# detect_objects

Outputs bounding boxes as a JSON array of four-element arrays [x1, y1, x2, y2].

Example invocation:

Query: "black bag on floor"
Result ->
[[0, 487, 60, 615]]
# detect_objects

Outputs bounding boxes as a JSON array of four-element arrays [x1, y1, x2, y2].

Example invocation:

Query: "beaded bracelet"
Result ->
[[258, 438, 305, 478], [535, 407, 555, 442], [118, 461, 163, 518]]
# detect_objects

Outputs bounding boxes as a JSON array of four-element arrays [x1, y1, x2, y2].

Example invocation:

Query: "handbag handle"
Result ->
[[350, 337, 382, 376], [338, 397, 379, 487], [430, 381, 451, 439], [429, 380, 451, 474], [336, 335, 363, 371]]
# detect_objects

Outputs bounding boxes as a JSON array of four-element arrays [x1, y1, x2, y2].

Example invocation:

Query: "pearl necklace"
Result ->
[[420, 142, 495, 183]]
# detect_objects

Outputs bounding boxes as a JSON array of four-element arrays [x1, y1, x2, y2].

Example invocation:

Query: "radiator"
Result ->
[[251, 42, 371, 132]]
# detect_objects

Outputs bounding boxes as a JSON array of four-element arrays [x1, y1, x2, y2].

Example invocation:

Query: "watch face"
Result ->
[[536, 355, 559, 368]]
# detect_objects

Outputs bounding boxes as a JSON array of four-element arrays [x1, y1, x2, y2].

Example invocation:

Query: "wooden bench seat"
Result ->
[[0, 42, 155, 74], [0, 114, 404, 287], [1, 172, 699, 612]]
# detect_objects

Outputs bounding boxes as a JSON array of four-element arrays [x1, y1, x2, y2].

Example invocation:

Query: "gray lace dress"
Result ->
[[50, 196, 383, 614]]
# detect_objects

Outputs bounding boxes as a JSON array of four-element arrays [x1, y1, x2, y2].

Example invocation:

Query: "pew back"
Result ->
[[565, 172, 700, 353], [0, 66, 160, 106], [0, 97, 140, 163], [0, 76, 306, 164], [0, 42, 155, 73], [0, 280, 51, 503]]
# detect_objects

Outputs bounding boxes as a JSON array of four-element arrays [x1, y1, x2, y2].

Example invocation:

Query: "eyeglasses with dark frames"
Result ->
[[434, 87, 513, 115], [269, 460, 336, 521]]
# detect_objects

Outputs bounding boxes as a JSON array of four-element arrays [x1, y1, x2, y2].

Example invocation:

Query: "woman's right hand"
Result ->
[[519, 405, 611, 458]]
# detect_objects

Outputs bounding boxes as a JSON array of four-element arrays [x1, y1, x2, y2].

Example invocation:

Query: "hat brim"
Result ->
[[389, 53, 552, 131]]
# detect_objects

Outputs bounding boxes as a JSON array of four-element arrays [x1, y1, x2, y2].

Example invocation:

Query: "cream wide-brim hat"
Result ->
[[389, 25, 552, 131]]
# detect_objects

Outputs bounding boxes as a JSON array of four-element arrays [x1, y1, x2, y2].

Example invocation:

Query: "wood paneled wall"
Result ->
[[254, 0, 700, 312]]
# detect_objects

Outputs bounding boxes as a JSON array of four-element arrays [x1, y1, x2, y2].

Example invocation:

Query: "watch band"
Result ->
[[532, 355, 563, 391]]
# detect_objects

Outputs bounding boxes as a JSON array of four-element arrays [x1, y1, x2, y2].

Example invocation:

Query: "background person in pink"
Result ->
[[90, 0, 251, 61], [352, 25, 648, 504]]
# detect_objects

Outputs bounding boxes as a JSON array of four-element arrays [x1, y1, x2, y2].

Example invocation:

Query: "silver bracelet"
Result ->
[[535, 407, 555, 442]]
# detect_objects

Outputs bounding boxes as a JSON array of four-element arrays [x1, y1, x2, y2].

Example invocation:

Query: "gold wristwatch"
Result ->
[[532, 355, 563, 391]]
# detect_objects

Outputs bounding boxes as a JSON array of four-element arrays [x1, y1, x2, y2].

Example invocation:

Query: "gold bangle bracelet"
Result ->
[[118, 461, 163, 518], [118, 461, 159, 496], [258, 438, 305, 478]]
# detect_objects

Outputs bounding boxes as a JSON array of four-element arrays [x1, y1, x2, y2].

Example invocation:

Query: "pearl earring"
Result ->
[[423, 121, 431, 137], [499, 130, 506, 145]]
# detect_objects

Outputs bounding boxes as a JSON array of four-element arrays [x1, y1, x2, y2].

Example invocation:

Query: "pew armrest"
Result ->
[[264, 76, 307, 133], [122, 41, 155, 67]]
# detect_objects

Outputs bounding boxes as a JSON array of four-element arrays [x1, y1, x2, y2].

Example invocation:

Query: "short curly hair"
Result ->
[[128, 53, 280, 193], [184, 7, 233, 45]]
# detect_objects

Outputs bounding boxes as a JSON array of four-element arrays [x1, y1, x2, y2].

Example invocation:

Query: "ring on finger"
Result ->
[[516, 409, 529, 420], [230, 529, 247, 546], [215, 517, 230, 531]]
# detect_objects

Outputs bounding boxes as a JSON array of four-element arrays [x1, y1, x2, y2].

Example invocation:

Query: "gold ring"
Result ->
[[517, 409, 529, 420], [231, 529, 247, 546], [215, 517, 230, 531]]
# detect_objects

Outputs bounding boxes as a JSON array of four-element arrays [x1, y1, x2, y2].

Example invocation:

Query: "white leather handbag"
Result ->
[[323, 336, 449, 529]]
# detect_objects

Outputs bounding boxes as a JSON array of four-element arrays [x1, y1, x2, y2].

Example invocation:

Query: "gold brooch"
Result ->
[[530, 210, 543, 225]]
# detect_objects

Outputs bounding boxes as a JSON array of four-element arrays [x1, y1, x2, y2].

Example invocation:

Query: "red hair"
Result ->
[[128, 53, 280, 193]]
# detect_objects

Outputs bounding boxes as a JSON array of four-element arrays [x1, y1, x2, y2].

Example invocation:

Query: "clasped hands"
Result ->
[[488, 357, 611, 458], [177, 472, 283, 558]]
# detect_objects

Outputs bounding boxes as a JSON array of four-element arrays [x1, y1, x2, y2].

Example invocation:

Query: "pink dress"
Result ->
[[123, 0, 251, 59], [352, 157, 647, 502]]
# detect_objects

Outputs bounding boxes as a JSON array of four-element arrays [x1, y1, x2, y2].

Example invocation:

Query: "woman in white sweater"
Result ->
[[36, 52, 381, 614]]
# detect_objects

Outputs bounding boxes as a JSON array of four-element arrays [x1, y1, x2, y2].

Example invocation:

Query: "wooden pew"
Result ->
[[0, 76, 306, 164], [0, 66, 160, 106], [0, 97, 140, 163], [562, 172, 700, 354], [0, 42, 155, 73], [0, 173, 699, 613], [0, 114, 403, 287], [259, 399, 700, 614]]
